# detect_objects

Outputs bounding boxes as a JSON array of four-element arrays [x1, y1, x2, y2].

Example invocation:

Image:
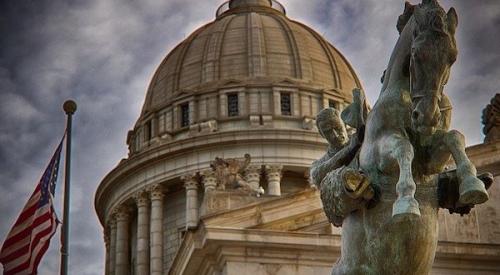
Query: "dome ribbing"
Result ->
[[140, 1, 362, 116]]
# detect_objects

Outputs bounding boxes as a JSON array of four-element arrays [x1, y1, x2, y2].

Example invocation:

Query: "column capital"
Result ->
[[245, 165, 262, 190], [246, 165, 263, 182], [133, 190, 150, 207], [182, 173, 199, 190], [246, 165, 263, 174], [113, 205, 131, 222], [104, 233, 110, 246], [265, 165, 283, 176], [107, 215, 117, 229], [265, 165, 283, 196], [201, 169, 217, 192], [200, 169, 215, 178], [304, 168, 316, 189], [148, 184, 165, 201]]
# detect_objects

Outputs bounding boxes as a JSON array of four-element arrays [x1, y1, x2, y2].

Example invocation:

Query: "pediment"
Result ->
[[221, 79, 244, 86], [201, 189, 332, 233], [277, 78, 297, 85]]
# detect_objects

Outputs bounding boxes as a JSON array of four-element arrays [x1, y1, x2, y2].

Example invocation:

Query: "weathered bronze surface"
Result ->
[[311, 1, 491, 274]]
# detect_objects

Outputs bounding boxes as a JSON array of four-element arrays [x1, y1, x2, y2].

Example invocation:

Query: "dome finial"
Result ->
[[229, 0, 272, 9]]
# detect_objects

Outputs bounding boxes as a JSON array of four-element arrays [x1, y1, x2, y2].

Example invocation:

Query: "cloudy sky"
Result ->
[[0, 0, 498, 273]]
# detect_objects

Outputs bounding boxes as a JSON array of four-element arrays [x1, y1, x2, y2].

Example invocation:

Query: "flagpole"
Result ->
[[61, 100, 76, 275]]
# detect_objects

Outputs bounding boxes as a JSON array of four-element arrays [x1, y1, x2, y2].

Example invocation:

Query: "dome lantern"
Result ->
[[229, 0, 272, 9], [217, 0, 286, 18]]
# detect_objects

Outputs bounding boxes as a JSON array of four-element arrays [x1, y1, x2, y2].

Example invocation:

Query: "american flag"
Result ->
[[0, 140, 63, 275]]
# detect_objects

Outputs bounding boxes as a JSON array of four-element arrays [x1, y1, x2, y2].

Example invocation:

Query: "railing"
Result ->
[[216, 0, 286, 18]]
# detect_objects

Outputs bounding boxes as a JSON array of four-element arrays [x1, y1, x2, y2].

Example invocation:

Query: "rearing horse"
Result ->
[[360, 0, 488, 219], [334, 1, 489, 274]]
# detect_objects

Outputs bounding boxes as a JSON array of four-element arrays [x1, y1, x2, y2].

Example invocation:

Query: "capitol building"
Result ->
[[94, 1, 500, 274]]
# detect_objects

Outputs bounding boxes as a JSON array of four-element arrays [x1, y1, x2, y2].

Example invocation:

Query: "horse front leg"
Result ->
[[385, 135, 421, 217], [443, 130, 489, 205]]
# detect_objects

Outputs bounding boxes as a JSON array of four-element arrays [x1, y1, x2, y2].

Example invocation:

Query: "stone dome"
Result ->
[[140, 0, 361, 117]]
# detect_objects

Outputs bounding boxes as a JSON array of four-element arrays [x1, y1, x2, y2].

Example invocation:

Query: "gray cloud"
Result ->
[[0, 0, 498, 274], [282, 0, 499, 145]]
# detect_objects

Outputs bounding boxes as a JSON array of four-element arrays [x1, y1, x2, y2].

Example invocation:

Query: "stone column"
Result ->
[[201, 170, 217, 193], [134, 191, 150, 275], [245, 165, 262, 190], [149, 184, 164, 275], [183, 173, 200, 229], [219, 93, 228, 117], [104, 233, 110, 275], [115, 206, 131, 275], [239, 91, 247, 116], [273, 90, 281, 116], [108, 219, 117, 275], [265, 165, 283, 196]]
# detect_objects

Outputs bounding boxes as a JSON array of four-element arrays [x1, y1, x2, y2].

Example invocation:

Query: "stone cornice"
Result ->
[[169, 226, 340, 275], [170, 225, 500, 275], [95, 129, 328, 225], [465, 140, 500, 176]]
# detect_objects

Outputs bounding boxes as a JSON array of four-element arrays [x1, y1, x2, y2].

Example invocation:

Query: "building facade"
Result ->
[[94, 1, 500, 274]]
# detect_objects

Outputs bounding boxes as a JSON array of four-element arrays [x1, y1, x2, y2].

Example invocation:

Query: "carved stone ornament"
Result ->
[[113, 205, 131, 222], [147, 184, 165, 201], [210, 154, 264, 196], [201, 169, 218, 192], [181, 173, 199, 190], [133, 190, 150, 207], [103, 233, 110, 247], [482, 94, 500, 142]]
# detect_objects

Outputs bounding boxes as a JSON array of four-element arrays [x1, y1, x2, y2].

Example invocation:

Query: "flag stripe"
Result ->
[[0, 235, 30, 258], [3, 210, 57, 274], [0, 243, 30, 263], [0, 139, 63, 274], [2, 210, 52, 249], [30, 220, 56, 271], [12, 198, 40, 228]]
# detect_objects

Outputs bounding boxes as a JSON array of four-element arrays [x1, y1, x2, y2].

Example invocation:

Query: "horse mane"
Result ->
[[397, 1, 454, 37], [415, 0, 455, 37], [397, 2, 416, 34]]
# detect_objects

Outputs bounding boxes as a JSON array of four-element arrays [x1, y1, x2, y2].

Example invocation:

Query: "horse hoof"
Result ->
[[459, 177, 489, 205], [392, 197, 421, 217]]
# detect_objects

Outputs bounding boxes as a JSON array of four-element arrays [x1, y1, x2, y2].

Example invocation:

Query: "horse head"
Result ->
[[409, 0, 457, 136]]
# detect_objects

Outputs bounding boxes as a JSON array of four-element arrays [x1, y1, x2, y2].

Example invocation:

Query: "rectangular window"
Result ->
[[280, 93, 291, 116], [180, 103, 190, 128], [227, 93, 239, 117]]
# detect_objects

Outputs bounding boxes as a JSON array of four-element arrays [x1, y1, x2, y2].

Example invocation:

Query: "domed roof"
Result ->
[[141, 0, 362, 115]]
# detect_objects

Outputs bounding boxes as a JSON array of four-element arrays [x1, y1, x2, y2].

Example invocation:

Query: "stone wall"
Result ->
[[437, 176, 500, 244]]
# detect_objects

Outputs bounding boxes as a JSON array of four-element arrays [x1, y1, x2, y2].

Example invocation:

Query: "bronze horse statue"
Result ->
[[333, 1, 489, 274]]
